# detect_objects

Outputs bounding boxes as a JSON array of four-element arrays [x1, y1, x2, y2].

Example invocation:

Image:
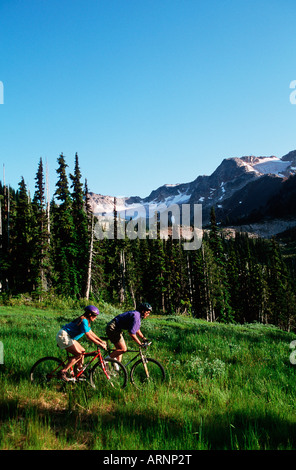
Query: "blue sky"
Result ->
[[1, 0, 296, 199]]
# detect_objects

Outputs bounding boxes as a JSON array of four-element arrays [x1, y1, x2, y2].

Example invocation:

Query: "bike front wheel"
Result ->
[[130, 358, 165, 389], [90, 358, 128, 390], [30, 356, 64, 388]]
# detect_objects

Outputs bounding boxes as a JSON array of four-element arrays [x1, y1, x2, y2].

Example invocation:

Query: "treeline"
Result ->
[[96, 210, 296, 331], [1, 154, 296, 330], [0, 154, 91, 299]]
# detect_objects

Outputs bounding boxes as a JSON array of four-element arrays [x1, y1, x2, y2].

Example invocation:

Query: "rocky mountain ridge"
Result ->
[[88, 150, 296, 238]]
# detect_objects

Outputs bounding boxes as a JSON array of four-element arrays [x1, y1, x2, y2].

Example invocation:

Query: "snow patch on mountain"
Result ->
[[88, 151, 296, 227], [238, 155, 294, 177], [150, 190, 190, 206], [252, 157, 292, 175]]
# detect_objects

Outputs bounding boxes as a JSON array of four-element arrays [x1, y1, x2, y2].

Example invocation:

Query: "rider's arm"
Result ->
[[137, 329, 148, 341], [128, 330, 146, 345], [85, 330, 107, 349], [128, 313, 147, 345]]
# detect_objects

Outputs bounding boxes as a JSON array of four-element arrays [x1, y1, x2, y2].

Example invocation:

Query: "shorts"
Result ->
[[106, 320, 124, 344], [56, 329, 75, 350]]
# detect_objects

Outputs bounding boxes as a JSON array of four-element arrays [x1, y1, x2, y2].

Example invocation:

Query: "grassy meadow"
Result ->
[[1, 302, 296, 450]]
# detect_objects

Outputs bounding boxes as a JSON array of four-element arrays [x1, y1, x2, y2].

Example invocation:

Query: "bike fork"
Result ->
[[140, 350, 150, 379], [100, 355, 113, 382]]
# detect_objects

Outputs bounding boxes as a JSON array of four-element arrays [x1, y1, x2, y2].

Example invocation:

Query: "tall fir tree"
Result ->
[[10, 177, 34, 293], [32, 157, 51, 294], [208, 207, 233, 322], [70, 153, 89, 296], [52, 153, 77, 296], [267, 238, 296, 329]]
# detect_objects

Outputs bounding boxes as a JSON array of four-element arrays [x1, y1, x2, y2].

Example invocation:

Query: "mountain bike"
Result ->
[[104, 340, 165, 389], [30, 347, 128, 390]]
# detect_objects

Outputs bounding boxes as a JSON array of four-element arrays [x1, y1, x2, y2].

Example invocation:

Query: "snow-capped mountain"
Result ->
[[88, 150, 296, 235]]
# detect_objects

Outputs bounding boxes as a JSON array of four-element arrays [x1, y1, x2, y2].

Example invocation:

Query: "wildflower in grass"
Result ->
[[187, 355, 226, 379]]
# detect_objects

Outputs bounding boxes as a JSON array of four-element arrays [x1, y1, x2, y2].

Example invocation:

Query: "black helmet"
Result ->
[[137, 302, 152, 314]]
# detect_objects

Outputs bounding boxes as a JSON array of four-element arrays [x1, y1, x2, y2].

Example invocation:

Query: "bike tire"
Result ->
[[90, 358, 128, 390], [130, 358, 165, 389], [30, 356, 64, 387]]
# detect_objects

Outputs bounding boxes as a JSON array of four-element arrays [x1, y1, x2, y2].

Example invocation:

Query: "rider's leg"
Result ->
[[62, 341, 85, 372], [106, 322, 127, 363], [109, 338, 127, 363]]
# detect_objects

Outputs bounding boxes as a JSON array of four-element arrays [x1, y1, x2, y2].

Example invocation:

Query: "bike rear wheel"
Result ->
[[30, 356, 65, 388], [130, 358, 165, 389], [90, 358, 128, 389]]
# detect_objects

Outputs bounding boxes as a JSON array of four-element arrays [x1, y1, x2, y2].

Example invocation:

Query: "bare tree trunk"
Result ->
[[46, 161, 50, 244], [119, 249, 126, 304], [187, 254, 194, 314], [129, 282, 136, 309], [85, 214, 94, 300]]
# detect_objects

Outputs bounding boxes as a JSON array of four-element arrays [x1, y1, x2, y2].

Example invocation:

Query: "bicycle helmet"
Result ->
[[137, 302, 152, 314], [84, 305, 100, 316]]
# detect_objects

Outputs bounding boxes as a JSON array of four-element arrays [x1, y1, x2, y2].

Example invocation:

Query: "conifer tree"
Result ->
[[10, 177, 34, 293], [267, 238, 295, 329], [124, 238, 142, 308], [225, 236, 241, 320], [165, 237, 190, 314], [0, 181, 9, 291], [32, 157, 51, 294], [187, 246, 206, 318], [201, 238, 219, 322], [52, 153, 77, 295], [208, 207, 233, 322], [70, 153, 89, 296], [146, 238, 167, 312]]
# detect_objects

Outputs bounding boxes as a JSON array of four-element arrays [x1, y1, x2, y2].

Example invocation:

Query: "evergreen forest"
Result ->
[[1, 154, 296, 331]]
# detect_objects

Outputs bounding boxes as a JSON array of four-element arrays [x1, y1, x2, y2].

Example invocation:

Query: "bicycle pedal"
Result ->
[[67, 377, 76, 383]]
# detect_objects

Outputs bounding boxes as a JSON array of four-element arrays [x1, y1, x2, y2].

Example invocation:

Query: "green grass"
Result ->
[[1, 304, 296, 450]]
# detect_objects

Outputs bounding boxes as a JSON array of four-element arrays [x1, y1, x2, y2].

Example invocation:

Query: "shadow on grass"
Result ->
[[1, 390, 296, 450]]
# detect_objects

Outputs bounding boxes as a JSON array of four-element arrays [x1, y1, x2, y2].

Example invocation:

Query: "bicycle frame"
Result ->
[[31, 348, 129, 389], [66, 348, 111, 381], [105, 341, 152, 378]]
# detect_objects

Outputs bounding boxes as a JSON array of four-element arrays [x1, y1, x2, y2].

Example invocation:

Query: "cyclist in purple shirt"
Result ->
[[105, 303, 152, 363]]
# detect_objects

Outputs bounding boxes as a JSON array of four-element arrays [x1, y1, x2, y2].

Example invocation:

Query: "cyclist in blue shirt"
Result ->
[[56, 305, 107, 381], [105, 303, 152, 364]]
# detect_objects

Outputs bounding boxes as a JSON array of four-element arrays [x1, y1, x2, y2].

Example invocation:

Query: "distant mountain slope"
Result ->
[[88, 150, 296, 237]]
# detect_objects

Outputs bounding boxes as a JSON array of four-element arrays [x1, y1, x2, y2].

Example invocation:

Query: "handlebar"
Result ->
[[141, 340, 152, 349]]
